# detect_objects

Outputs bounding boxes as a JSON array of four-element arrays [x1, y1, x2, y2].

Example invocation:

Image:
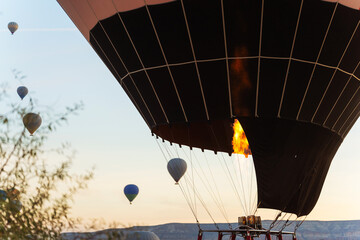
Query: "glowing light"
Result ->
[[232, 119, 251, 157]]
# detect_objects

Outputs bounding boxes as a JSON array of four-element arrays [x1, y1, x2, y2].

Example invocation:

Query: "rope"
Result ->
[[183, 174, 220, 230], [249, 156, 255, 214], [155, 137, 201, 229], [294, 215, 307, 234], [279, 215, 297, 233], [236, 154, 249, 215], [217, 152, 247, 215], [188, 145, 197, 216], [208, 123, 247, 215], [202, 152, 232, 228], [179, 183, 201, 230], [268, 211, 282, 231], [181, 148, 232, 228]]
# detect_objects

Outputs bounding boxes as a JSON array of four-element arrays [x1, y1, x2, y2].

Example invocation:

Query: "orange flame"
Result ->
[[232, 119, 251, 157]]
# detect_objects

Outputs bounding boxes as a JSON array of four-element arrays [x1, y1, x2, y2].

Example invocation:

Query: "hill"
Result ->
[[63, 220, 360, 240]]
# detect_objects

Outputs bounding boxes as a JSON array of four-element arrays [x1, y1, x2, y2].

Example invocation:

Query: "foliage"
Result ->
[[0, 78, 93, 239]]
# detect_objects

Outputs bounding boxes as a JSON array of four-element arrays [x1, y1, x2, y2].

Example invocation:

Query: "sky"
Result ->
[[0, 0, 359, 228]]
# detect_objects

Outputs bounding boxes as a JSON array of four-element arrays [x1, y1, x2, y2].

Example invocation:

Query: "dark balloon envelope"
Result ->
[[17, 86, 28, 100], [124, 184, 139, 204], [23, 113, 42, 135], [57, 0, 360, 216]]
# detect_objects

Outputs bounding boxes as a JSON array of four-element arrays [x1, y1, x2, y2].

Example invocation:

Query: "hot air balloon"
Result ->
[[8, 22, 18, 35], [0, 190, 7, 202], [7, 188, 20, 200], [58, 0, 360, 237], [124, 184, 139, 204], [9, 199, 22, 214], [167, 158, 187, 184], [23, 113, 42, 135], [17, 86, 28, 100], [125, 231, 160, 240]]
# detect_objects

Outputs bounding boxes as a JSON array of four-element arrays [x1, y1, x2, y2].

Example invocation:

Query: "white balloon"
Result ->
[[125, 231, 160, 240], [167, 158, 187, 184]]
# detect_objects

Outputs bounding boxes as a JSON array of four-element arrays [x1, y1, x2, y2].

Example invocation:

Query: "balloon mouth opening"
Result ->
[[175, 182, 179, 185]]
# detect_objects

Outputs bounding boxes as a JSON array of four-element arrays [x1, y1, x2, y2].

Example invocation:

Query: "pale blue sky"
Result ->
[[0, 1, 359, 226]]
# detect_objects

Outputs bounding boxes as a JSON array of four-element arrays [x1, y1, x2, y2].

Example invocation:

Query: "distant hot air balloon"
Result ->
[[9, 199, 22, 214], [23, 113, 42, 135], [7, 188, 20, 200], [125, 231, 160, 240], [17, 86, 28, 100], [167, 158, 187, 184], [0, 190, 7, 202], [8, 22, 18, 35], [124, 184, 139, 204]]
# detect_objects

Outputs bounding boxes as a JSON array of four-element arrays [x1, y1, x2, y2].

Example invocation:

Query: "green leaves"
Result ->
[[0, 81, 93, 239]]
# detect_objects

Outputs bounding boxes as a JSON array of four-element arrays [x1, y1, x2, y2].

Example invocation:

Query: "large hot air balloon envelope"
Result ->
[[58, 0, 360, 216], [124, 184, 139, 204], [17, 86, 28, 100], [167, 158, 187, 184], [23, 113, 42, 135], [125, 231, 160, 240], [8, 22, 18, 34]]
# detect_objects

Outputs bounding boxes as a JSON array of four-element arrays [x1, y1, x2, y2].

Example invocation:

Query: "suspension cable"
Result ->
[[201, 152, 232, 228], [155, 137, 200, 228], [236, 154, 249, 215], [217, 152, 247, 215], [183, 174, 220, 230], [181, 147, 232, 228], [268, 211, 282, 231], [294, 215, 307, 234], [206, 123, 247, 214], [178, 183, 201, 230]]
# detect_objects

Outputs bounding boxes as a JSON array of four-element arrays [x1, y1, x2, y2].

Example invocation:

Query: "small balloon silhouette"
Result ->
[[8, 22, 18, 35], [167, 158, 187, 184], [124, 184, 139, 204], [0, 190, 7, 202], [17, 86, 28, 100], [23, 113, 42, 135]]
